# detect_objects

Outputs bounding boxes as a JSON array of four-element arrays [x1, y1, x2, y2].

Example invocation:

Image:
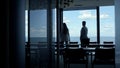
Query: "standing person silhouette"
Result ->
[[80, 21, 89, 47], [61, 23, 70, 47]]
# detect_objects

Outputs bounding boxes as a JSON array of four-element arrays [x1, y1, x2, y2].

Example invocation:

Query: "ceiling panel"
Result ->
[[62, 0, 114, 10], [26, 0, 114, 10]]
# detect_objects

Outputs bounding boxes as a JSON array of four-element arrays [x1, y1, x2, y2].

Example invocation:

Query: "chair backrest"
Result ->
[[67, 44, 79, 47], [69, 42, 78, 44], [88, 42, 99, 48], [103, 44, 115, 48], [95, 47, 115, 60], [103, 41, 113, 44], [81, 38, 90, 47], [67, 42, 79, 47], [64, 48, 86, 60], [89, 42, 98, 44]]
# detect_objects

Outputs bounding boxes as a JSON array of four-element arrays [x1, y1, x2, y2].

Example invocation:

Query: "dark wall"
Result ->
[[1, 0, 25, 68], [1, 0, 9, 68]]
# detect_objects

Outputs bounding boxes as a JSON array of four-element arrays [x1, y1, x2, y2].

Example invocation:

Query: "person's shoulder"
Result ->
[[81, 27, 84, 30], [85, 26, 88, 28]]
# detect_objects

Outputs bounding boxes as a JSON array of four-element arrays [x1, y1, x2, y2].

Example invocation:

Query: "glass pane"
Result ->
[[30, 10, 47, 43], [30, 9, 48, 68], [63, 9, 97, 44], [100, 6, 115, 44], [25, 0, 56, 68]]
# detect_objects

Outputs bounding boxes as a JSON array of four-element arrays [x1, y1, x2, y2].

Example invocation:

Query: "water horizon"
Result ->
[[27, 36, 115, 44]]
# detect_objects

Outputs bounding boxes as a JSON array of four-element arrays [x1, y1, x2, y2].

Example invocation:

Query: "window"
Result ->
[[100, 6, 115, 44], [30, 10, 47, 43], [63, 9, 97, 43]]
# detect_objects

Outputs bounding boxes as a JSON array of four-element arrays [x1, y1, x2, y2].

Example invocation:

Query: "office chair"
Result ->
[[92, 47, 115, 68], [63, 48, 88, 68]]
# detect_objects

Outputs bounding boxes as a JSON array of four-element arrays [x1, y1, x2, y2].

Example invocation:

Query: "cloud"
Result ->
[[100, 23, 115, 36], [30, 27, 47, 37], [78, 11, 96, 19], [25, 10, 47, 37], [104, 25, 112, 28], [78, 10, 110, 19], [103, 24, 113, 31], [63, 17, 71, 24], [100, 14, 109, 19]]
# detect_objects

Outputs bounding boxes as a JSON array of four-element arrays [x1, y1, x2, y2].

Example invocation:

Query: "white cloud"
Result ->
[[100, 14, 109, 19], [100, 23, 115, 36], [78, 10, 110, 19], [78, 11, 96, 19], [63, 17, 71, 24], [103, 24, 113, 31], [30, 27, 47, 37], [104, 25, 112, 28], [30, 28, 36, 32]]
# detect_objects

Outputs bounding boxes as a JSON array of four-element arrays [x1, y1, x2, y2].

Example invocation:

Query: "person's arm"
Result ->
[[68, 30, 70, 42], [80, 28, 84, 39]]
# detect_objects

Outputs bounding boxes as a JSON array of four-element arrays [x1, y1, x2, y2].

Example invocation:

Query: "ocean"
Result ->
[[28, 36, 115, 44]]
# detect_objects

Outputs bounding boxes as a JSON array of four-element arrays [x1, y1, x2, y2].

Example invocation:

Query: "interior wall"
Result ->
[[1, 0, 9, 68], [9, 0, 25, 68], [115, 0, 120, 68]]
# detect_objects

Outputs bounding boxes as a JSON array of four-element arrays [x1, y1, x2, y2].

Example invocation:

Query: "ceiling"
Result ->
[[62, 0, 114, 10], [26, 0, 114, 10]]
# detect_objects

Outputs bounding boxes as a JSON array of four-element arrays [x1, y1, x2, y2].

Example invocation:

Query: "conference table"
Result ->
[[55, 43, 115, 54], [66, 46, 96, 62], [56, 43, 115, 64], [88, 43, 115, 47]]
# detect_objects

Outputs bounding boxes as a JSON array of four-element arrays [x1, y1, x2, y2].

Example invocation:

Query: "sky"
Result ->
[[63, 6, 115, 37], [25, 5, 115, 38]]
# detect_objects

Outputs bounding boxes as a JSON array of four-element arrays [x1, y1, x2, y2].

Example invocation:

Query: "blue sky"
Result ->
[[25, 6, 115, 38], [63, 6, 115, 37]]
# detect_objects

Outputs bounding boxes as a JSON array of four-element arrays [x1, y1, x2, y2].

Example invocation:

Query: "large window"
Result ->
[[100, 6, 115, 44], [63, 9, 97, 44], [30, 10, 47, 43], [25, 10, 48, 43]]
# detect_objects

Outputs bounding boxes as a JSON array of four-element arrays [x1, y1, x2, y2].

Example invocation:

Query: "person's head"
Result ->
[[63, 23, 68, 33], [82, 21, 86, 26], [63, 23, 67, 28], [63, 23, 65, 25]]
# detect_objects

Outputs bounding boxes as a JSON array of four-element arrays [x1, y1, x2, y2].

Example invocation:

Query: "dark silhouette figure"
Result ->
[[61, 23, 70, 47], [80, 21, 89, 47], [63, 48, 88, 68]]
